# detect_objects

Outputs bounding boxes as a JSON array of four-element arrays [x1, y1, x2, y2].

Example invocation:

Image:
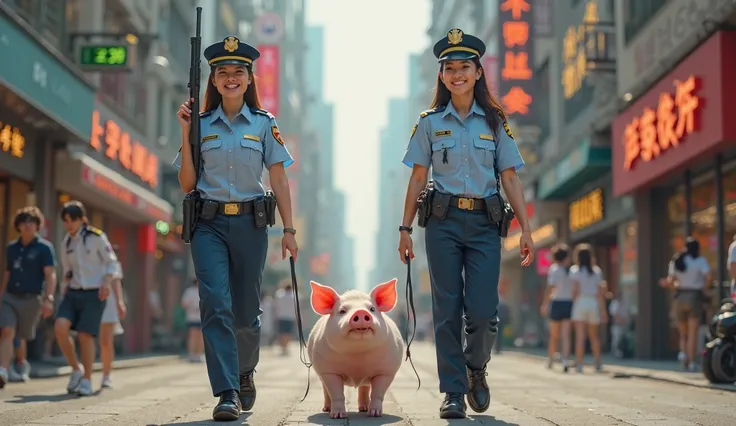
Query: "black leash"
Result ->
[[404, 254, 421, 390], [289, 256, 313, 402]]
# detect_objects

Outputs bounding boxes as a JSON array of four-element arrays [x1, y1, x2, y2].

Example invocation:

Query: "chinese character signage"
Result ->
[[497, 0, 535, 125], [561, 0, 598, 123], [89, 109, 159, 189], [257, 45, 280, 117], [0, 121, 25, 158], [569, 187, 604, 232]]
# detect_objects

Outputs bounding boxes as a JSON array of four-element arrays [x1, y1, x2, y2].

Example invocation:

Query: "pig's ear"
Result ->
[[370, 278, 398, 312], [310, 281, 340, 315]]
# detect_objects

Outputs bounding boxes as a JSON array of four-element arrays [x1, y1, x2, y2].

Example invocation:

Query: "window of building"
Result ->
[[5, 0, 67, 49], [624, 0, 669, 44]]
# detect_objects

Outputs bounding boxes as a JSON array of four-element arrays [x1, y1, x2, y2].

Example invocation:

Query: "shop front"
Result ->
[[612, 30, 736, 359], [54, 101, 173, 353]]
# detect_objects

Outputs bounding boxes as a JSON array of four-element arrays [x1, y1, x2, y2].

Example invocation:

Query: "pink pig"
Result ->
[[307, 278, 404, 419]]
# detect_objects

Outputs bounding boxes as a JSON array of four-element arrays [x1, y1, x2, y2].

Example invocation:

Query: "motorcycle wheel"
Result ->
[[711, 340, 736, 384], [702, 345, 722, 383]]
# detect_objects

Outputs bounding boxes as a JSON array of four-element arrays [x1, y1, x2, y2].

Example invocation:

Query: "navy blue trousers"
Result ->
[[425, 207, 501, 393], [191, 213, 268, 396]]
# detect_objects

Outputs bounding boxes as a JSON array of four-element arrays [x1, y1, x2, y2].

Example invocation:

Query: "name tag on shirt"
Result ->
[[202, 134, 219, 142], [479, 134, 494, 141], [243, 134, 260, 142], [434, 130, 452, 137]]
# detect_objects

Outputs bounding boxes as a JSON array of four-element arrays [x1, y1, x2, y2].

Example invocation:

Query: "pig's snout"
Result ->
[[350, 309, 373, 330]]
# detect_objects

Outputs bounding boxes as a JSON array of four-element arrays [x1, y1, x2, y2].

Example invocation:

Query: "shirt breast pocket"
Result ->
[[239, 139, 264, 168], [473, 138, 496, 168], [201, 139, 225, 169], [430, 139, 458, 173]]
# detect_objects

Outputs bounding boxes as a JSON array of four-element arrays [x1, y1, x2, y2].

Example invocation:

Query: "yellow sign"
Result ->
[[504, 223, 556, 252], [561, 1, 598, 99], [0, 121, 25, 158], [569, 188, 604, 232]]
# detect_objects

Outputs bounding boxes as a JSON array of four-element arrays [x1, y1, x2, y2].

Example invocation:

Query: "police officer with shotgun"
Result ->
[[176, 7, 298, 422]]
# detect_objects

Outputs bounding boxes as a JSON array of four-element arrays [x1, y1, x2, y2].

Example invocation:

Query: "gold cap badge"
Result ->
[[447, 29, 463, 45], [224, 36, 239, 53]]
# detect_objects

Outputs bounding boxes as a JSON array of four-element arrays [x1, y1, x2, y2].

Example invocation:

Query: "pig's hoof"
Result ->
[[329, 404, 348, 419], [322, 405, 330, 412], [368, 400, 383, 417], [358, 404, 368, 412]]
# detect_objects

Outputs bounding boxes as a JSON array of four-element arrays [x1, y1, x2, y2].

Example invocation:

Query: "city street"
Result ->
[[1, 342, 734, 425]]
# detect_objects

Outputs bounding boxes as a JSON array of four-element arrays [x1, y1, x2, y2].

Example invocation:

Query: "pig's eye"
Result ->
[[339, 309, 347, 315], [369, 307, 376, 312]]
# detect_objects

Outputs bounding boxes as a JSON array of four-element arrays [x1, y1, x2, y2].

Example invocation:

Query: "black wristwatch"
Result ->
[[283, 228, 296, 235], [399, 225, 413, 234]]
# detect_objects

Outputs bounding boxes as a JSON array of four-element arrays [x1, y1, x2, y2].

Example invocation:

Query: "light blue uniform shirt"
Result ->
[[402, 101, 524, 198], [173, 103, 294, 202]]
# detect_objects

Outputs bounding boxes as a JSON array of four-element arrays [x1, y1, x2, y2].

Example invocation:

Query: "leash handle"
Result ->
[[404, 254, 421, 390], [289, 256, 312, 402]]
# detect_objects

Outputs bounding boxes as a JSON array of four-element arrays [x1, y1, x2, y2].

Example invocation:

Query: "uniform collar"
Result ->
[[442, 100, 486, 120], [211, 103, 252, 124]]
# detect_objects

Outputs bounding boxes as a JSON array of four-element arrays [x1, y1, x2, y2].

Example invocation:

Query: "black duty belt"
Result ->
[[450, 196, 486, 211], [217, 201, 254, 216]]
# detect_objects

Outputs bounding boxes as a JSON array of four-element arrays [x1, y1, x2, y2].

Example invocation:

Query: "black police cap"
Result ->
[[203, 36, 260, 68], [433, 28, 486, 62]]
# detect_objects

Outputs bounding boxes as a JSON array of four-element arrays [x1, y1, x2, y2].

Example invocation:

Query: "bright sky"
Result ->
[[306, 0, 431, 291]]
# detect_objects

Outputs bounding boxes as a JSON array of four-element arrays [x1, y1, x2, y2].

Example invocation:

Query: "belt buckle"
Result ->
[[457, 197, 474, 210], [223, 203, 240, 215]]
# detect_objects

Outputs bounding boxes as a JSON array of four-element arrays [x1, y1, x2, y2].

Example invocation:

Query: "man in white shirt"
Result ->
[[181, 279, 203, 362]]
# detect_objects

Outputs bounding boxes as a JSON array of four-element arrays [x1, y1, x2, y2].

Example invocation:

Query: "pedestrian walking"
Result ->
[[174, 34, 298, 421], [98, 249, 126, 389], [273, 280, 296, 356], [540, 244, 574, 371], [181, 278, 204, 362], [55, 201, 118, 396], [0, 207, 57, 388], [397, 28, 535, 419], [570, 244, 609, 372]]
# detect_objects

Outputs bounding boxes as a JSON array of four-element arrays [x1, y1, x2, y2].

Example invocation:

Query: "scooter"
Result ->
[[702, 299, 736, 384]]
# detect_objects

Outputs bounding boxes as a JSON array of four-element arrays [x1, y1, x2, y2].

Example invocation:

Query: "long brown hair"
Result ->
[[202, 65, 263, 112], [430, 58, 507, 136]]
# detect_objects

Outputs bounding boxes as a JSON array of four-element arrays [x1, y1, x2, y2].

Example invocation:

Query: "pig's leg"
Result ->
[[358, 386, 370, 412], [321, 373, 347, 419], [321, 384, 331, 412], [368, 374, 396, 417]]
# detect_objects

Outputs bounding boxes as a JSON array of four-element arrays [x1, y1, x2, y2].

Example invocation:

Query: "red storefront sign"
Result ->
[[612, 31, 736, 197], [509, 201, 534, 235], [257, 45, 280, 117]]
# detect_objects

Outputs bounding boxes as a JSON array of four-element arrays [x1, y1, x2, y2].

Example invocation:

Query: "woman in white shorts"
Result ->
[[99, 256, 126, 388], [570, 243, 608, 372]]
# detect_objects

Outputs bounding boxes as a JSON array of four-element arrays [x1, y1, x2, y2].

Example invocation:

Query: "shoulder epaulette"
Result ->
[[419, 106, 445, 118], [250, 107, 274, 118], [199, 111, 213, 118], [85, 226, 103, 236]]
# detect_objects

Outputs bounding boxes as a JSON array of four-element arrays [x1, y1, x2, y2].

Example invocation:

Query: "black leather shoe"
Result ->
[[439, 392, 467, 419], [239, 371, 256, 411], [212, 389, 241, 421], [466, 367, 491, 413]]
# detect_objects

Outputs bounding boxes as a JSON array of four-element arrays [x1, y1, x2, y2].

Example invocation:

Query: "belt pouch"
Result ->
[[430, 192, 451, 220], [253, 199, 268, 228], [200, 200, 218, 220]]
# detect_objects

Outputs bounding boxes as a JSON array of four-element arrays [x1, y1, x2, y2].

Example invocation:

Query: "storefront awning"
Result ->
[[55, 150, 173, 223], [537, 139, 611, 200]]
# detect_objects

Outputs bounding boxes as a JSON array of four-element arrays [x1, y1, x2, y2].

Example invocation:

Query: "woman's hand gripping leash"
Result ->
[[289, 256, 313, 402], [404, 254, 421, 391]]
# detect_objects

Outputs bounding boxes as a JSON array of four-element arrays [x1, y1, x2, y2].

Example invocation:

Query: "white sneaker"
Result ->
[[0, 367, 8, 388], [77, 378, 93, 396], [9, 360, 30, 382], [66, 367, 84, 393], [101, 376, 113, 388]]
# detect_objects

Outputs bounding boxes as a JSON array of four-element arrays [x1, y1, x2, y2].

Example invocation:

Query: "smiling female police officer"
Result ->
[[398, 29, 536, 419], [174, 35, 297, 421]]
